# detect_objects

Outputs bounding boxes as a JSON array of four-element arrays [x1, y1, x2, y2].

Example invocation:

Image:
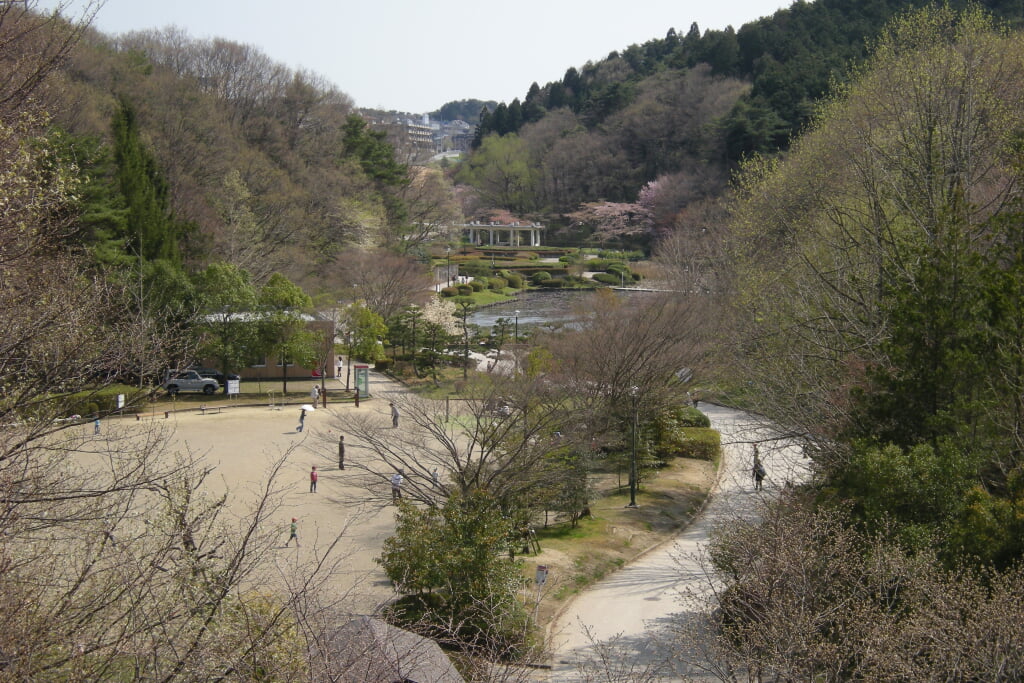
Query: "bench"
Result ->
[[199, 405, 223, 415]]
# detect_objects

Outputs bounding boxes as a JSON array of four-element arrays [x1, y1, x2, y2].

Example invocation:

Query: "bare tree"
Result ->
[[670, 493, 1024, 681], [323, 374, 582, 512], [543, 290, 712, 431], [329, 249, 434, 322], [0, 1, 101, 118], [387, 166, 462, 253]]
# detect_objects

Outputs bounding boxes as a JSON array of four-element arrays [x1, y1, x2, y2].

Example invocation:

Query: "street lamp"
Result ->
[[446, 246, 451, 287], [514, 310, 520, 341], [345, 331, 353, 391], [627, 385, 640, 508]]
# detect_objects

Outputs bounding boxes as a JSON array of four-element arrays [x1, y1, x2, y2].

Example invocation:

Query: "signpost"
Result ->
[[534, 565, 549, 621]]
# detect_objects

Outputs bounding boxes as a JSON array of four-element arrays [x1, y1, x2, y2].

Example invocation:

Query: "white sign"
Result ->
[[116, 394, 125, 409], [535, 565, 548, 586], [227, 379, 240, 396]]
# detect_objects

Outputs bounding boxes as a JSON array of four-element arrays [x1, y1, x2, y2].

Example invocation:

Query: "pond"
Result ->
[[467, 289, 657, 331]]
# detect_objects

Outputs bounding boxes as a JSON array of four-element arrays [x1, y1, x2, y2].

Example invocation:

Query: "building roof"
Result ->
[[325, 616, 465, 683]]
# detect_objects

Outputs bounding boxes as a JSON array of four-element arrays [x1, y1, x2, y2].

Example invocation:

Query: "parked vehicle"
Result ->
[[191, 366, 240, 385], [163, 370, 219, 395]]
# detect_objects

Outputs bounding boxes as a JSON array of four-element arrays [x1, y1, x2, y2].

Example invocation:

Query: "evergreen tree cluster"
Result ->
[[471, 0, 1024, 161]]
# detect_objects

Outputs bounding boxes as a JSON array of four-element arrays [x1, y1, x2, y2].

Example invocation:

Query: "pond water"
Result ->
[[467, 289, 656, 331]]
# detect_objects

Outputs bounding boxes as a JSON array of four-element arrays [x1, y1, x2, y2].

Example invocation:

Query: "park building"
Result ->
[[456, 220, 545, 247]]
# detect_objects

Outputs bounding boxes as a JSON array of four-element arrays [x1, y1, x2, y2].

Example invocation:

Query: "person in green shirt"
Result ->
[[285, 517, 300, 547]]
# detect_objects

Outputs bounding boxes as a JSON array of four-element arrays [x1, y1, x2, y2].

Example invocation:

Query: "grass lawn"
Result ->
[[526, 455, 717, 627]]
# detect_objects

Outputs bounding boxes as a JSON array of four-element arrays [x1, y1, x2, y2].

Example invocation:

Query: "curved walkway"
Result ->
[[546, 404, 811, 680]]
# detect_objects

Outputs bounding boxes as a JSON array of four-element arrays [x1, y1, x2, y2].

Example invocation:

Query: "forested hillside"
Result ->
[[460, 0, 1024, 251], [46, 24, 460, 294]]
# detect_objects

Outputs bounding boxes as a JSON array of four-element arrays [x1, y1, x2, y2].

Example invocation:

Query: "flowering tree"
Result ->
[[567, 201, 653, 243]]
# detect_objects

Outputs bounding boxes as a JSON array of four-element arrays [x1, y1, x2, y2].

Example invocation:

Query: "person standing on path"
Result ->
[[338, 435, 345, 470], [94, 417, 101, 435], [310, 384, 320, 405], [391, 470, 404, 502], [390, 402, 399, 428], [752, 445, 766, 491], [309, 465, 318, 493], [296, 408, 306, 433], [285, 518, 300, 547]]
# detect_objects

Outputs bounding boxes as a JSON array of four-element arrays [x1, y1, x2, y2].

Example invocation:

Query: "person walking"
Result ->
[[752, 446, 766, 491], [296, 408, 306, 433], [390, 402, 399, 428], [309, 465, 318, 493], [93, 417, 101, 435], [285, 518, 300, 547], [431, 467, 440, 489], [310, 384, 320, 405], [391, 470, 404, 502], [338, 435, 345, 470]]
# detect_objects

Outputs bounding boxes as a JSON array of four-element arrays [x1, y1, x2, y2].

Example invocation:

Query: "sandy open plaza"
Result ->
[[92, 372, 409, 615]]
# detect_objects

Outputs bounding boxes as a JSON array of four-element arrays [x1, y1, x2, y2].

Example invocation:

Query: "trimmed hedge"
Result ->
[[679, 427, 720, 461], [530, 271, 551, 284], [678, 406, 710, 427]]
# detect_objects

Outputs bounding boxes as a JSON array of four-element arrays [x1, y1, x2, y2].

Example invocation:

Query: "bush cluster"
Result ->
[[678, 428, 720, 461]]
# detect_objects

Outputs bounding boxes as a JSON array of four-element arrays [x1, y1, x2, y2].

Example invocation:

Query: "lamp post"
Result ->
[[514, 310, 520, 341], [345, 331, 353, 391], [627, 385, 639, 508], [446, 246, 451, 287]]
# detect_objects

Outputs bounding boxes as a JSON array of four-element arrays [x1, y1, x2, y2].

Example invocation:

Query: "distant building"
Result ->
[[199, 312, 338, 381]]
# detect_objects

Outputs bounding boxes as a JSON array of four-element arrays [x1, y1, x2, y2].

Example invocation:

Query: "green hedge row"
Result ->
[[678, 428, 720, 461]]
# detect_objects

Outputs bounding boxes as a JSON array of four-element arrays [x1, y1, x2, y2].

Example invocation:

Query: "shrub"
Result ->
[[505, 273, 523, 288], [678, 428, 720, 461], [440, 286, 458, 297], [456, 283, 473, 296], [375, 358, 394, 372], [678, 406, 710, 427], [592, 273, 620, 286], [537, 277, 565, 288], [488, 277, 507, 291], [469, 279, 486, 292], [460, 261, 492, 277], [530, 271, 551, 284]]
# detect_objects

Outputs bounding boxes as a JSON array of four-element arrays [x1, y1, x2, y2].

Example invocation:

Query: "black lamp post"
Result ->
[[514, 310, 520, 341], [446, 246, 451, 287], [627, 385, 639, 508]]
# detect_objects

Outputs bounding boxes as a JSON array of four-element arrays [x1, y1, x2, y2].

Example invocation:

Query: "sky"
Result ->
[[45, 0, 792, 114]]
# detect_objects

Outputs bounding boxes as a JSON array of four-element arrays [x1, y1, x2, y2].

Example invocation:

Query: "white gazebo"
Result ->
[[457, 220, 544, 247]]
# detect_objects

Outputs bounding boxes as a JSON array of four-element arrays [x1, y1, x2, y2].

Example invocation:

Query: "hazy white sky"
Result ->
[[48, 0, 792, 113]]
